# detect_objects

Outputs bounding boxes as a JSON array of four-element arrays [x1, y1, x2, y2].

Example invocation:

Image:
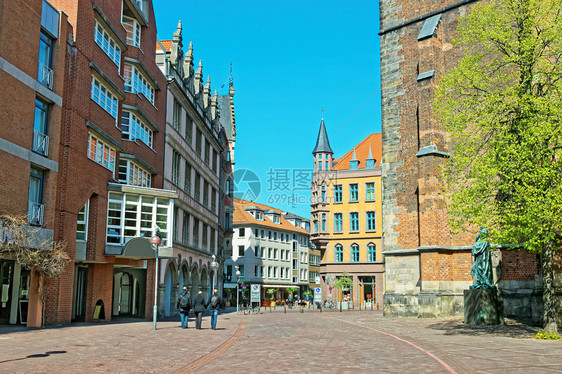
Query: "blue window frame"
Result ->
[[350, 212, 359, 232], [349, 184, 358, 202], [351, 244, 359, 262], [334, 213, 342, 232], [335, 245, 343, 262]]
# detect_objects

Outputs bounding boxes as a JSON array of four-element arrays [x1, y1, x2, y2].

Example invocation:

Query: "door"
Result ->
[[73, 267, 88, 321], [0, 261, 14, 323], [119, 273, 132, 315]]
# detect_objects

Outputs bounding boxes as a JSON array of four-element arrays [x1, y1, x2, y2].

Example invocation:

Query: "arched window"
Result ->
[[335, 244, 343, 262], [351, 244, 360, 262], [368, 243, 376, 262], [321, 214, 326, 232], [321, 186, 326, 202]]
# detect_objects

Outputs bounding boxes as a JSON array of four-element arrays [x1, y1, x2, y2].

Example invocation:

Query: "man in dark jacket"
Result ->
[[176, 286, 191, 328], [209, 289, 223, 330], [192, 290, 208, 329]]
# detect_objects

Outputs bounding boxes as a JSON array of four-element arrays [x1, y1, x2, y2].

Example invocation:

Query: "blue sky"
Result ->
[[154, 1, 381, 218]]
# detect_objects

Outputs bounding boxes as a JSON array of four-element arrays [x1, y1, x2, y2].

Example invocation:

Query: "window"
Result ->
[[255, 211, 263, 220], [293, 259, 298, 270], [172, 99, 182, 131], [274, 248, 278, 259], [122, 16, 140, 47], [118, 159, 151, 187], [120, 111, 153, 148], [173, 207, 179, 242], [239, 228, 245, 237], [334, 213, 343, 232], [194, 173, 201, 201], [314, 220, 318, 233], [202, 223, 208, 250], [366, 182, 375, 201], [91, 77, 118, 118], [274, 232, 278, 241], [368, 244, 377, 262], [182, 212, 189, 244], [210, 228, 215, 253], [76, 201, 89, 241], [321, 214, 326, 232], [204, 140, 210, 165], [192, 218, 199, 247], [38, 31, 54, 88], [268, 231, 272, 240], [106, 192, 172, 246], [255, 246, 260, 257], [33, 99, 50, 156], [267, 266, 272, 278], [185, 117, 192, 143], [274, 267, 278, 278], [260, 266, 264, 278], [238, 245, 244, 256], [226, 265, 232, 277], [211, 149, 217, 173], [88, 134, 116, 171], [196, 129, 202, 156], [28, 167, 45, 226], [335, 245, 343, 262], [280, 267, 284, 279], [366, 211, 376, 231], [350, 212, 359, 232], [349, 184, 358, 202], [211, 188, 217, 213], [254, 265, 259, 277], [273, 214, 280, 224], [334, 184, 342, 203], [184, 161, 191, 194], [321, 186, 325, 202], [123, 64, 155, 104], [166, 150, 179, 186], [351, 244, 359, 262], [94, 21, 121, 66], [203, 181, 209, 208], [318, 162, 322, 171], [268, 248, 273, 259], [239, 265, 244, 277]]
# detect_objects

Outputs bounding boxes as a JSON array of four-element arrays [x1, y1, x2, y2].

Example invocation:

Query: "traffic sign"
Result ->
[[250, 284, 261, 303], [313, 287, 322, 303]]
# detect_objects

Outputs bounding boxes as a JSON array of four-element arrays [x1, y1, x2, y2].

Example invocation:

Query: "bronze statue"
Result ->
[[470, 228, 494, 289]]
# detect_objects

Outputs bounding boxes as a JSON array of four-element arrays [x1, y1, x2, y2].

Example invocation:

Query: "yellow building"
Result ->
[[311, 119, 383, 309]]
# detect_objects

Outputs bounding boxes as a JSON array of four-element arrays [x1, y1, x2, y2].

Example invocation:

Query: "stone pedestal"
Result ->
[[464, 288, 505, 325]]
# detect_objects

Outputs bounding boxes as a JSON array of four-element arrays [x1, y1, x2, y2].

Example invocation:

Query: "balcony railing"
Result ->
[[37, 61, 53, 89], [32, 131, 49, 156], [28, 201, 44, 226]]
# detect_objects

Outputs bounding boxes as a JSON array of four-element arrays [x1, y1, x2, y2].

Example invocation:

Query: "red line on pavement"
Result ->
[[320, 315, 458, 374]]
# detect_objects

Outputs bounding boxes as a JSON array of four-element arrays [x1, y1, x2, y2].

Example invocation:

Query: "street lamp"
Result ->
[[235, 265, 241, 314], [211, 255, 219, 295], [150, 233, 162, 331]]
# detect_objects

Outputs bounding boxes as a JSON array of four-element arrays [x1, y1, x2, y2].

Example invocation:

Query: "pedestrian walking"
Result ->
[[192, 290, 208, 330], [209, 289, 223, 330], [176, 286, 191, 328]]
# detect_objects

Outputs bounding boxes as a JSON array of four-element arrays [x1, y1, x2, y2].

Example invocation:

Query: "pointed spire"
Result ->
[[352, 149, 358, 161], [171, 21, 183, 67], [194, 60, 203, 94], [211, 89, 218, 120], [183, 41, 194, 79], [366, 144, 376, 168], [203, 75, 211, 108], [312, 116, 333, 154]]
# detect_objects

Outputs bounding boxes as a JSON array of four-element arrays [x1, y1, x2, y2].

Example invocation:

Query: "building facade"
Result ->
[[379, 0, 544, 321], [225, 198, 310, 304], [47, 0, 175, 324], [311, 119, 384, 308], [0, 0, 71, 327], [155, 22, 235, 313]]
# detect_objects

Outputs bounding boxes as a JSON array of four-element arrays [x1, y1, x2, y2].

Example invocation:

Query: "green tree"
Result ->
[[286, 287, 298, 297], [435, 0, 562, 333], [266, 288, 277, 300], [334, 272, 353, 293]]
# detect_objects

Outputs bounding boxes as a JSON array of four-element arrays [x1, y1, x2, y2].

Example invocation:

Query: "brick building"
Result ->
[[46, 0, 175, 324], [155, 22, 235, 314], [310, 118, 384, 309], [0, 0, 71, 327], [379, 0, 543, 321]]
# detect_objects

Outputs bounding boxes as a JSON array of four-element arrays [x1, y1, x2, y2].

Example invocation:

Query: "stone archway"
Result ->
[[163, 261, 177, 317], [200, 266, 209, 299], [190, 264, 200, 302]]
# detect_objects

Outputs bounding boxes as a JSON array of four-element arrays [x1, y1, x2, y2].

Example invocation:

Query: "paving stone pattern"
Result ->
[[0, 309, 561, 373]]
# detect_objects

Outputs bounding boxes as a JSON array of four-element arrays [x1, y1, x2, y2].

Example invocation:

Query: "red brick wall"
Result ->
[[501, 250, 538, 281], [421, 251, 472, 281]]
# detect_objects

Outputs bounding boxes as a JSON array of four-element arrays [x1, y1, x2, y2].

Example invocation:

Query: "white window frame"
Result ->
[[91, 77, 118, 118], [94, 20, 121, 66], [76, 200, 89, 241], [121, 111, 153, 148], [122, 16, 141, 47], [118, 159, 151, 187], [88, 133, 116, 172], [123, 64, 155, 104]]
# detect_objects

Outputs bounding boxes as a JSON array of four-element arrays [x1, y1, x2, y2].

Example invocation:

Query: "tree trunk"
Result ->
[[542, 241, 558, 334]]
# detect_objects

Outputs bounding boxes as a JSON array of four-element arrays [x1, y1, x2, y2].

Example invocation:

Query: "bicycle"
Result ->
[[243, 302, 261, 315]]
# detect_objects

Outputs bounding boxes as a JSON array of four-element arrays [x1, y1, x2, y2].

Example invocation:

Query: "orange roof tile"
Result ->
[[156, 40, 172, 52], [332, 133, 382, 171], [233, 198, 309, 234]]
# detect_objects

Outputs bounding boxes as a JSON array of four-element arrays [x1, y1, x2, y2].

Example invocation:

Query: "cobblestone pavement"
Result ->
[[0, 308, 561, 373]]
